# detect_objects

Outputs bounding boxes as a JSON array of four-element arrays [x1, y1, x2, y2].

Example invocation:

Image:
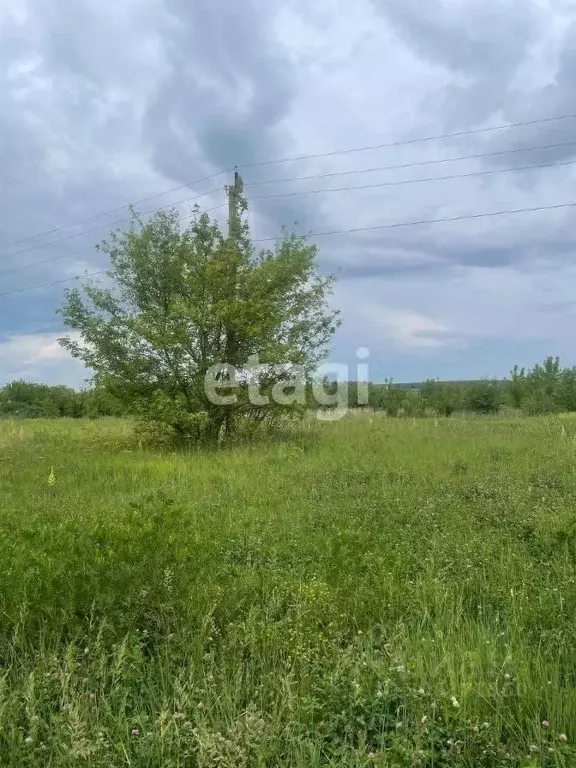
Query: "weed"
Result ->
[[0, 415, 575, 765]]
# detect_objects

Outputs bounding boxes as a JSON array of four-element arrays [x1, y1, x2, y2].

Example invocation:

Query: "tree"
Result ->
[[0, 380, 84, 418], [374, 379, 404, 416], [465, 379, 502, 415], [508, 365, 527, 409], [507, 357, 565, 414], [401, 388, 425, 417], [558, 365, 576, 412], [421, 379, 462, 416], [59, 187, 340, 443], [523, 356, 561, 414]]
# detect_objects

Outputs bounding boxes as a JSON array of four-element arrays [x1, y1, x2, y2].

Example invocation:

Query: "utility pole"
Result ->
[[228, 167, 241, 242], [224, 168, 241, 436]]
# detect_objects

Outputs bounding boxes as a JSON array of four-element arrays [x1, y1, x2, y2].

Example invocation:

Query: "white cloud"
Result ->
[[375, 310, 451, 349], [0, 332, 89, 386]]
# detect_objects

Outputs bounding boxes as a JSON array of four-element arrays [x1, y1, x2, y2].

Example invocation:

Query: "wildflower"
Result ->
[[542, 720, 550, 729], [529, 744, 538, 752], [481, 722, 490, 729], [421, 715, 428, 724], [417, 687, 425, 695], [24, 736, 34, 745], [376, 690, 383, 698], [396, 664, 405, 673], [197, 701, 205, 710], [558, 733, 568, 742], [131, 728, 140, 737], [504, 673, 511, 680], [451, 696, 460, 708], [48, 467, 56, 486], [395, 721, 403, 729]]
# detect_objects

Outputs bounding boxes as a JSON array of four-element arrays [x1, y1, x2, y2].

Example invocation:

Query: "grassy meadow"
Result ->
[[1, 414, 576, 766]]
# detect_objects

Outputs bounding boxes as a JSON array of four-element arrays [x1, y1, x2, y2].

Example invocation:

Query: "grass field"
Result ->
[[1, 415, 575, 766]]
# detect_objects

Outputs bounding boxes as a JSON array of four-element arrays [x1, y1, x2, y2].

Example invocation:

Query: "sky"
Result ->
[[1, 0, 576, 386]]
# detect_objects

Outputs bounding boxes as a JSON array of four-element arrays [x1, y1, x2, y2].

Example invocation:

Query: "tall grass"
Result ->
[[0, 415, 575, 766]]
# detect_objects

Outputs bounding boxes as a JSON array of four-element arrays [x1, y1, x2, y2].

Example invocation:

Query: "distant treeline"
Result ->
[[348, 357, 576, 416], [1, 357, 575, 419], [0, 380, 124, 419]]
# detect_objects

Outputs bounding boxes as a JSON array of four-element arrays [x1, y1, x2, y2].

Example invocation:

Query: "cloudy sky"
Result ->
[[2, 0, 576, 386]]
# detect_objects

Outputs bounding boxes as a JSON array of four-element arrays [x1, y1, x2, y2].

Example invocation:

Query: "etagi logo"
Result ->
[[203, 347, 372, 421]]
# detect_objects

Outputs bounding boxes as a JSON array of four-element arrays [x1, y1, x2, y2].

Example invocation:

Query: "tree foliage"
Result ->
[[8, 357, 576, 422], [58, 190, 340, 443]]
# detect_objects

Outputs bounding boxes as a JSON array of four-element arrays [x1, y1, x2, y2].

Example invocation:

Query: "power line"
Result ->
[[238, 112, 576, 170], [0, 203, 229, 279], [3, 198, 576, 298], [0, 188, 226, 263], [243, 138, 576, 187], [4, 149, 576, 270], [0, 170, 230, 251], [252, 200, 576, 243], [248, 156, 576, 202], [3, 111, 576, 255], [0, 270, 107, 298]]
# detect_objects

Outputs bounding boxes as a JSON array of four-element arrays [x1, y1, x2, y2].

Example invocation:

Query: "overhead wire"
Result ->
[[3, 149, 576, 271], [0, 187, 226, 263], [237, 111, 576, 169], [0, 170, 230, 250], [251, 200, 576, 243], [0, 203, 229, 279], [248, 156, 576, 202], [243, 137, 576, 186], [2, 198, 576, 298], [3, 110, 576, 251], [4, 110, 576, 300]]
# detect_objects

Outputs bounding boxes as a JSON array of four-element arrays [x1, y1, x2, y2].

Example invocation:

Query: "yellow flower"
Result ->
[[48, 467, 56, 486]]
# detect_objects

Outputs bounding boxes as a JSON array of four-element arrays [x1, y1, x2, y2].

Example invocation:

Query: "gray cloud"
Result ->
[[143, 0, 339, 235], [2, 0, 576, 385], [372, 0, 542, 128], [145, 1, 292, 174]]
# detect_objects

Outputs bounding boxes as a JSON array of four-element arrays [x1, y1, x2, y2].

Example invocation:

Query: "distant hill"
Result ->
[[395, 380, 489, 390]]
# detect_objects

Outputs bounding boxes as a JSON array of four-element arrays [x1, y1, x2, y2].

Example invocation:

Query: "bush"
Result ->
[[465, 380, 502, 415]]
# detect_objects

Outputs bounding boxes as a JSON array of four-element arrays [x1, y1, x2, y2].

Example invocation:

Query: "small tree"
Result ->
[[559, 365, 576, 412], [422, 379, 462, 417], [508, 365, 527, 409], [401, 388, 425, 417], [59, 188, 340, 443], [465, 380, 502, 415], [377, 379, 404, 416]]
